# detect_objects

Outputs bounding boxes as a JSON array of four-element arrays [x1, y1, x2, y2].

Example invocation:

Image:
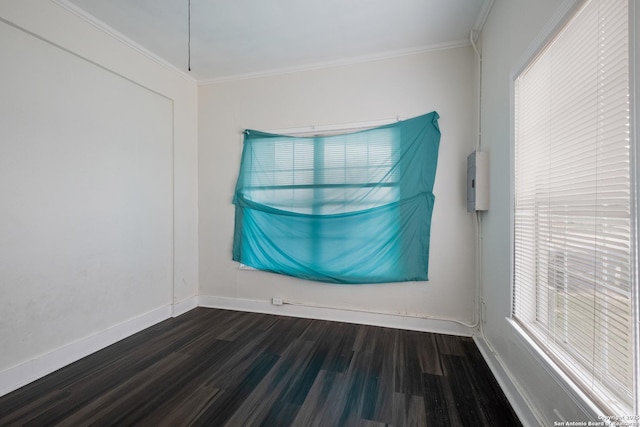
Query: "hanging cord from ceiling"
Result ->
[[188, 0, 191, 71]]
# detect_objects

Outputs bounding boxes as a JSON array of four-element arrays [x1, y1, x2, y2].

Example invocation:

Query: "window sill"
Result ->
[[505, 318, 606, 421]]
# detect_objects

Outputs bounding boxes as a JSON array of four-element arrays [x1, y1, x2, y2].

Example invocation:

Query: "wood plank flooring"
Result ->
[[0, 308, 521, 426]]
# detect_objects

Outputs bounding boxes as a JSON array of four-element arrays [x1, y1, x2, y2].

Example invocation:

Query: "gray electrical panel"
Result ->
[[467, 150, 489, 212]]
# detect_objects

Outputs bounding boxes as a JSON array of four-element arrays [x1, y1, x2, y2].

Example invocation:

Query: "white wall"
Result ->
[[198, 47, 478, 333], [0, 0, 198, 393], [478, 0, 639, 424]]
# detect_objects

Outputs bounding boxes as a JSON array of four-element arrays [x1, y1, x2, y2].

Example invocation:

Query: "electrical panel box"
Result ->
[[467, 150, 489, 212]]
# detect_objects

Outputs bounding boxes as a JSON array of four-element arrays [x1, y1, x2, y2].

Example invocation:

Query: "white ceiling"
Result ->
[[63, 0, 492, 83]]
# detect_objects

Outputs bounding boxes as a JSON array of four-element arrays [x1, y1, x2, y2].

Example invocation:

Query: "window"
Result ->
[[512, 0, 636, 415], [232, 112, 441, 284], [248, 128, 399, 215], [241, 129, 400, 273]]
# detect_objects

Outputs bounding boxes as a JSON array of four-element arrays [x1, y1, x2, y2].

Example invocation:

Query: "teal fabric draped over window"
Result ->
[[232, 111, 440, 284]]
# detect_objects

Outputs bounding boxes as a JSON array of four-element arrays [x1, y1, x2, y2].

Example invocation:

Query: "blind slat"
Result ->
[[513, 0, 633, 415]]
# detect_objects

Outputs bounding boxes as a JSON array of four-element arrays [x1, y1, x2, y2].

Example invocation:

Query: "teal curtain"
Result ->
[[232, 111, 440, 284]]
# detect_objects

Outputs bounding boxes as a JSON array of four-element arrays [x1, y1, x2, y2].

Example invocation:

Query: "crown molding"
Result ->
[[51, 0, 197, 84], [50, 0, 486, 86], [198, 39, 470, 86]]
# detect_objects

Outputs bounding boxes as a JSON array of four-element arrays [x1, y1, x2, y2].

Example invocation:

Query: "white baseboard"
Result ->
[[198, 295, 473, 337], [172, 295, 198, 317], [474, 334, 542, 427], [0, 305, 172, 398], [0, 294, 470, 399]]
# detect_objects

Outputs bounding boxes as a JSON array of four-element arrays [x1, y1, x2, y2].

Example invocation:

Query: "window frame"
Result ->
[[244, 129, 399, 215], [236, 117, 402, 272], [244, 130, 401, 268], [508, 0, 639, 417]]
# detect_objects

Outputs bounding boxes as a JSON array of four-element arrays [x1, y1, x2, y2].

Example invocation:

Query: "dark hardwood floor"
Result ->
[[0, 308, 521, 426]]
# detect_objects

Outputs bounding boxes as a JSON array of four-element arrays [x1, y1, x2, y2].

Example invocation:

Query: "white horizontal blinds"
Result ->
[[249, 128, 397, 214], [320, 128, 397, 213], [513, 0, 633, 415]]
